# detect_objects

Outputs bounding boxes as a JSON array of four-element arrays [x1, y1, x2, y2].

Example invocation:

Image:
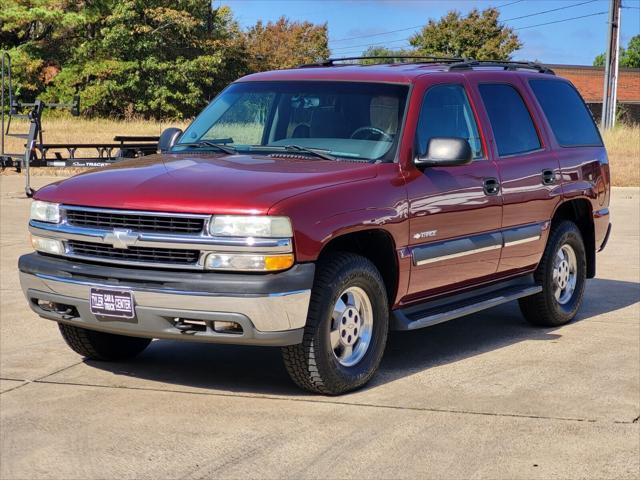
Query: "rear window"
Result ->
[[529, 79, 603, 147], [478, 84, 541, 157]]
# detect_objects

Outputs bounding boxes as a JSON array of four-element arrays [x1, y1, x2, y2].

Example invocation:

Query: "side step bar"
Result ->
[[392, 276, 542, 331]]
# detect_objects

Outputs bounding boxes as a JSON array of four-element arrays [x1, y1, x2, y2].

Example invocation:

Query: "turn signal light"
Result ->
[[264, 254, 295, 271], [204, 253, 294, 272]]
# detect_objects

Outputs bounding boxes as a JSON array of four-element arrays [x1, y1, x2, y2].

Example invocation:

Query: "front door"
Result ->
[[404, 81, 502, 301]]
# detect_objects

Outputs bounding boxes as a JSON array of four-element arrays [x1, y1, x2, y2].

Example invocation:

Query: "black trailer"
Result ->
[[1, 51, 159, 196]]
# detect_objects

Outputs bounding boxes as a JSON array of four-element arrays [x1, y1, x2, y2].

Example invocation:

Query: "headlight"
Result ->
[[209, 216, 292, 238], [30, 201, 61, 223], [31, 235, 65, 255], [204, 253, 294, 272]]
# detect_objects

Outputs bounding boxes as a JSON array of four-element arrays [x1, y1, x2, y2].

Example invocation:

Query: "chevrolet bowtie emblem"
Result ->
[[103, 229, 139, 249]]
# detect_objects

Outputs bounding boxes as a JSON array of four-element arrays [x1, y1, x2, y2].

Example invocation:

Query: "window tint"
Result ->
[[417, 84, 483, 159], [479, 84, 541, 156], [529, 79, 602, 147]]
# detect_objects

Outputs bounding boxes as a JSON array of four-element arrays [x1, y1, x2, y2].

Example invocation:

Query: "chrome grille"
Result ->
[[65, 209, 205, 235], [29, 206, 293, 270], [67, 240, 199, 266]]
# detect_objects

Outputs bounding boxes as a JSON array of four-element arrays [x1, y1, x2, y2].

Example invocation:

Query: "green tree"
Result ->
[[358, 46, 414, 64], [47, 1, 245, 119], [0, 0, 93, 100], [409, 8, 521, 60], [594, 35, 640, 68], [1, 3, 329, 118], [243, 17, 329, 71]]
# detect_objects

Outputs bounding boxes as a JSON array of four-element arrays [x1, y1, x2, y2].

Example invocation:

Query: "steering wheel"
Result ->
[[350, 126, 393, 142]]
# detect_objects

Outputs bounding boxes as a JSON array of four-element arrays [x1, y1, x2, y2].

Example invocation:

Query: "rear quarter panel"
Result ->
[[522, 74, 611, 249]]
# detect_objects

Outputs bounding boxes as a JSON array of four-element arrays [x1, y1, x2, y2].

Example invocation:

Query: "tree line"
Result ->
[[1, 1, 329, 119], [2, 2, 531, 119], [4, 2, 636, 120]]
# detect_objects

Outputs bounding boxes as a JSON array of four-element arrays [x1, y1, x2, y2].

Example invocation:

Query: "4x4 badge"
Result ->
[[103, 229, 139, 249]]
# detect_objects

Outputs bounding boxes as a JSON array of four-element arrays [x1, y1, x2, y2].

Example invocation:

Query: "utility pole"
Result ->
[[601, 0, 621, 129]]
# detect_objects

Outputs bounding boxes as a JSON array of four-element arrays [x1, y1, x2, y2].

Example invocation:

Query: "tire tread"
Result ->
[[282, 252, 387, 394]]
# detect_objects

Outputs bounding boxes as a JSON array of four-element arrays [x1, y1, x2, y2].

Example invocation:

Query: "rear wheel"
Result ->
[[58, 323, 151, 361], [282, 252, 389, 395], [519, 221, 587, 327]]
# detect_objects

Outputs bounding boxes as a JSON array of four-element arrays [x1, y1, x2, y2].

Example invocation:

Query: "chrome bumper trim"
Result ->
[[20, 271, 311, 333]]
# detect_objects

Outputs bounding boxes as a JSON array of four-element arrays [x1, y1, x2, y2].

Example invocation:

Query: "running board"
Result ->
[[392, 276, 542, 331]]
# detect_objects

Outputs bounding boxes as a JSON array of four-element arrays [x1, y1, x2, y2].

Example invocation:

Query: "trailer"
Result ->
[[1, 51, 160, 196]]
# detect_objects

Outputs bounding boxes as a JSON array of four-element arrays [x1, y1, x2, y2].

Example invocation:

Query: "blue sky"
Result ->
[[222, 0, 640, 65]]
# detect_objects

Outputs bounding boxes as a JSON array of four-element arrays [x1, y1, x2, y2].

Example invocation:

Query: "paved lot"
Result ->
[[0, 175, 638, 479]]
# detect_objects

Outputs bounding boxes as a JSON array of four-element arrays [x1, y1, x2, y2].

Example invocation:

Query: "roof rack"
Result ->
[[447, 60, 555, 75], [299, 56, 465, 68]]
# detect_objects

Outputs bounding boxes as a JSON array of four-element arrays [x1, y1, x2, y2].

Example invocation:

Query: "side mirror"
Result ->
[[158, 128, 183, 153], [414, 137, 473, 168]]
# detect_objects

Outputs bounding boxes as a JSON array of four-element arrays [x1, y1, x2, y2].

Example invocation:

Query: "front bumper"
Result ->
[[19, 253, 314, 346]]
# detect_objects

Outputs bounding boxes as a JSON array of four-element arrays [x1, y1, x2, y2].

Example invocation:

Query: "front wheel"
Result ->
[[519, 220, 587, 327], [282, 253, 389, 395]]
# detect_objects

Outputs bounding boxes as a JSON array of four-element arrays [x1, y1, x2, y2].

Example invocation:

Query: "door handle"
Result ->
[[483, 177, 500, 196], [541, 169, 556, 185]]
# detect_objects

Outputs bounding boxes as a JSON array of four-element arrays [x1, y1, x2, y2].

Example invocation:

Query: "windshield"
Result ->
[[173, 81, 409, 162]]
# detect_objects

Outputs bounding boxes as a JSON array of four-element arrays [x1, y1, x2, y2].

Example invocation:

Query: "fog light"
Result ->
[[31, 235, 64, 255], [214, 321, 242, 334], [204, 253, 294, 271]]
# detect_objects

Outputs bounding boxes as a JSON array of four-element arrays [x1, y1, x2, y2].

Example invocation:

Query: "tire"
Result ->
[[519, 220, 587, 327], [281, 252, 389, 395], [58, 323, 151, 361]]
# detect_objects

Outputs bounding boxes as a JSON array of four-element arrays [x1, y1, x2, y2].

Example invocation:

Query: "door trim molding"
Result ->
[[411, 223, 543, 266]]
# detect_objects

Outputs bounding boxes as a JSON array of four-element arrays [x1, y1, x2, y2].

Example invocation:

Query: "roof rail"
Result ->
[[298, 56, 465, 68], [447, 60, 555, 75]]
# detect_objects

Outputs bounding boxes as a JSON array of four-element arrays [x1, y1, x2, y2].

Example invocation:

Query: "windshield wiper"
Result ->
[[283, 144, 336, 161], [175, 140, 236, 155]]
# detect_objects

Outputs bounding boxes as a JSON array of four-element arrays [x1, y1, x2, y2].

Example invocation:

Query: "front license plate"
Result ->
[[90, 288, 135, 319]]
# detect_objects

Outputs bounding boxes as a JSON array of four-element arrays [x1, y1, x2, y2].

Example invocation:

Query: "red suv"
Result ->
[[19, 59, 611, 394]]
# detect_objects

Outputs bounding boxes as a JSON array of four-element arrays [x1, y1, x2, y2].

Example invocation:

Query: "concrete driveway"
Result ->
[[1, 175, 638, 479]]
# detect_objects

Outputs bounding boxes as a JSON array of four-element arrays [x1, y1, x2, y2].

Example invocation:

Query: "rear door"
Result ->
[[404, 78, 502, 300], [470, 76, 562, 275]]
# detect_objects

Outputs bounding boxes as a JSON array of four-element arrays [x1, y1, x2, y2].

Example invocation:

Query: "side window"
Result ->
[[417, 84, 483, 159], [478, 84, 541, 157], [529, 79, 603, 147]]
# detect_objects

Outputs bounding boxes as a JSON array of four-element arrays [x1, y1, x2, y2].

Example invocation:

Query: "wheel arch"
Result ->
[[318, 229, 399, 304], [550, 198, 596, 278]]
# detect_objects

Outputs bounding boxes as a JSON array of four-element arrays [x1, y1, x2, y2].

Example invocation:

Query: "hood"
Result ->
[[34, 153, 377, 215]]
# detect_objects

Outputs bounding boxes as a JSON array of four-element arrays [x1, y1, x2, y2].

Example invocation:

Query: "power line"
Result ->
[[331, 9, 610, 55], [329, 0, 525, 43], [503, 0, 597, 21], [329, 25, 423, 44], [514, 10, 608, 30], [497, 0, 525, 7], [331, 37, 415, 53], [329, 0, 601, 45]]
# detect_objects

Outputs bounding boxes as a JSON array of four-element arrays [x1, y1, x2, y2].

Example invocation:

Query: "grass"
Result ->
[[1, 117, 188, 175], [601, 125, 640, 187], [2, 117, 639, 186]]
